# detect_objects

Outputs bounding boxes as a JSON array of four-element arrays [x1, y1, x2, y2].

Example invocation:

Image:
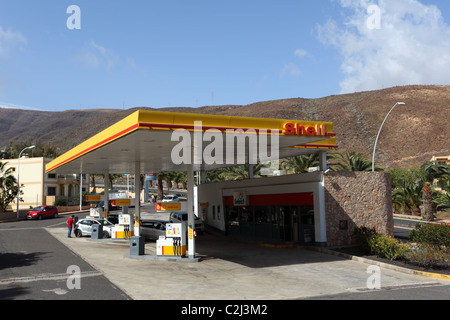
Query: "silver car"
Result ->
[[169, 211, 205, 233], [140, 220, 167, 241], [74, 218, 114, 238]]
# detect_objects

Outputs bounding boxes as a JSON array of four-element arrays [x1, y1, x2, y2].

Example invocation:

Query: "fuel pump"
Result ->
[[111, 214, 134, 239], [156, 223, 186, 257], [90, 207, 103, 218]]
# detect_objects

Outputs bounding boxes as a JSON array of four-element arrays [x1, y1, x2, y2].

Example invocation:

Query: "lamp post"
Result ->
[[16, 145, 36, 219], [372, 102, 405, 172]]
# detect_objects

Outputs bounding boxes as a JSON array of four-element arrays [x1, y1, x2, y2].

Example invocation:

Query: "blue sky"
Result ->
[[1, 0, 450, 111]]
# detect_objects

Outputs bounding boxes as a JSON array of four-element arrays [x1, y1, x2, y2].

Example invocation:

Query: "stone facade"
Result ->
[[324, 171, 394, 247]]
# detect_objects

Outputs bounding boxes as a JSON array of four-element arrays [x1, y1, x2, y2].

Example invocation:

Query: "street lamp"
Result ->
[[372, 102, 405, 172], [16, 145, 36, 219]]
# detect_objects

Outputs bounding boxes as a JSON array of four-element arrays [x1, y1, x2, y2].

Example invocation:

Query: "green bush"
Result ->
[[354, 226, 408, 261], [409, 222, 450, 248], [353, 225, 449, 268], [367, 234, 408, 261], [404, 243, 449, 268], [54, 196, 68, 206]]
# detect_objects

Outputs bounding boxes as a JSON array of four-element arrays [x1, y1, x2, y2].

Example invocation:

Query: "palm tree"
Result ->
[[108, 174, 122, 190], [434, 192, 450, 211], [156, 171, 175, 200], [419, 161, 449, 221], [173, 172, 187, 189], [0, 161, 22, 212], [219, 163, 268, 181], [90, 174, 100, 194], [282, 154, 320, 174], [392, 187, 413, 215], [392, 184, 423, 216], [330, 151, 382, 172], [205, 168, 225, 183], [219, 165, 250, 181], [156, 172, 167, 200]]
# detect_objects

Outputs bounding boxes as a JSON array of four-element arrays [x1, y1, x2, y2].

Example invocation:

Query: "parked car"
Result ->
[[95, 200, 120, 211], [74, 218, 114, 238], [139, 220, 167, 241], [169, 211, 205, 233], [162, 195, 180, 202], [106, 213, 120, 225], [26, 206, 58, 220]]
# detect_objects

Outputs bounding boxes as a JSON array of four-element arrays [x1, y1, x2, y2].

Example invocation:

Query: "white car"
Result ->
[[74, 218, 114, 238], [162, 195, 180, 202]]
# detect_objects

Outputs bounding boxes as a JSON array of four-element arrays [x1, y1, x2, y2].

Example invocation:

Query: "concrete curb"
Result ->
[[310, 246, 450, 281], [123, 254, 201, 263]]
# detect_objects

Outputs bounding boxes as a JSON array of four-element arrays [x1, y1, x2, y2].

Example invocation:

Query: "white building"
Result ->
[[1, 157, 89, 211]]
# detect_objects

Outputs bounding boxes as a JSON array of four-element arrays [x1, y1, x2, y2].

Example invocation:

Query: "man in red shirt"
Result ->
[[67, 215, 75, 238]]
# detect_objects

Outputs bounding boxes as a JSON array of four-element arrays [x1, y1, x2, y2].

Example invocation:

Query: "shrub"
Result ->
[[353, 227, 407, 260], [368, 234, 408, 261], [409, 222, 450, 248], [353, 226, 449, 268], [54, 196, 68, 206], [404, 243, 449, 268]]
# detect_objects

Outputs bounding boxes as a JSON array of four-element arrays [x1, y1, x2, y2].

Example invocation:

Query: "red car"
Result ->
[[26, 205, 59, 220]]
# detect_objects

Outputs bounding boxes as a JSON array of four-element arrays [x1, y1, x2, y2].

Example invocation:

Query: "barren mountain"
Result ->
[[0, 85, 449, 169]]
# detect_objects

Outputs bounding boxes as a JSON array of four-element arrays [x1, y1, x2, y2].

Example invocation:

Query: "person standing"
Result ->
[[67, 215, 75, 238]]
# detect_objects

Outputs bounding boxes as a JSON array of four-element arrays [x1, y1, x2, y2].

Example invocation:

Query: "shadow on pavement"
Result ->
[[0, 252, 46, 271], [194, 233, 345, 269]]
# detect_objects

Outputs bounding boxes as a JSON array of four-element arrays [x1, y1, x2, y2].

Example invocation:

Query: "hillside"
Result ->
[[0, 85, 449, 169]]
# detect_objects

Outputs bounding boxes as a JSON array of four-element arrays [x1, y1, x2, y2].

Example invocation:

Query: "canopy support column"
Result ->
[[104, 169, 109, 218], [134, 161, 141, 236], [79, 165, 83, 211], [319, 151, 327, 171], [187, 163, 195, 259]]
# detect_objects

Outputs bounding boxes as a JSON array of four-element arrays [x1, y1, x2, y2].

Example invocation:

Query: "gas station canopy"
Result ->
[[46, 110, 337, 175]]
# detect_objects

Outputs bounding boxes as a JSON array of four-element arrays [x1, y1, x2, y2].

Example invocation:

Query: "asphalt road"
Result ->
[[0, 213, 130, 300]]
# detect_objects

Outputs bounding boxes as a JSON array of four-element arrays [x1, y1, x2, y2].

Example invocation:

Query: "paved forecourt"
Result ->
[[47, 225, 448, 300]]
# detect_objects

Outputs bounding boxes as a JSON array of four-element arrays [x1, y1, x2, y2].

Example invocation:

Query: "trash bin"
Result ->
[[130, 236, 145, 256], [92, 224, 103, 240]]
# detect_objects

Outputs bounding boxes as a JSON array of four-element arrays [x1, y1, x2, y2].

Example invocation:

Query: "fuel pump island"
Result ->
[[156, 223, 186, 257], [86, 195, 193, 260], [86, 197, 137, 240]]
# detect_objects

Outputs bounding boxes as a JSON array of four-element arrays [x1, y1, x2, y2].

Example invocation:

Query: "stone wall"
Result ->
[[324, 171, 394, 247]]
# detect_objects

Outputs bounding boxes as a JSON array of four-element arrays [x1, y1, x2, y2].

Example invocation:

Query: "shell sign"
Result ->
[[155, 203, 182, 212]]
